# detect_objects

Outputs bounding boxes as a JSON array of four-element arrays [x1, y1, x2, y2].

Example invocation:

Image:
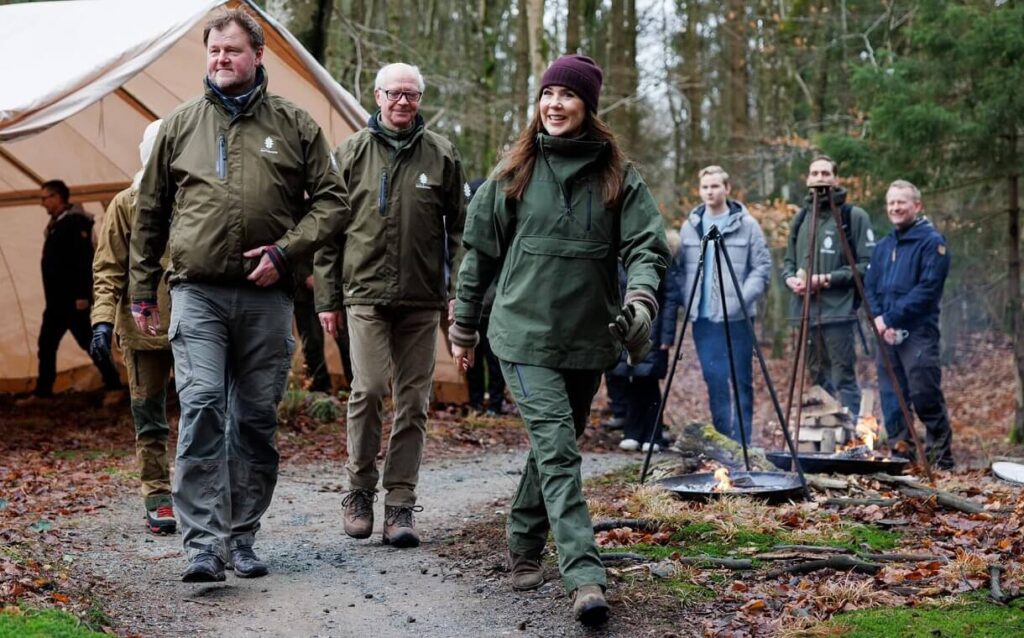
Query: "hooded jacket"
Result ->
[[130, 68, 349, 301], [92, 187, 171, 350], [780, 188, 874, 325], [672, 199, 771, 323], [313, 112, 466, 311], [42, 204, 94, 309], [454, 134, 669, 370], [864, 217, 950, 332]]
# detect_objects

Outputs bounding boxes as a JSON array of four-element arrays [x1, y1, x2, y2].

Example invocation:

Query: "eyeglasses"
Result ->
[[380, 89, 422, 103]]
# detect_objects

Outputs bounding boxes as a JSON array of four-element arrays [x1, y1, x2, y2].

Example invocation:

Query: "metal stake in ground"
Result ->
[[785, 187, 822, 463], [641, 233, 711, 484], [825, 193, 934, 482], [710, 226, 811, 499], [712, 236, 751, 471]]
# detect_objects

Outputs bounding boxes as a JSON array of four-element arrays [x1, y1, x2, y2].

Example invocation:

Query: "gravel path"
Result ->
[[69, 451, 641, 637]]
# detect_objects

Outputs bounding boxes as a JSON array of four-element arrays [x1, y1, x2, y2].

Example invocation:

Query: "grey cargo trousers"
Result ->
[[169, 283, 294, 561]]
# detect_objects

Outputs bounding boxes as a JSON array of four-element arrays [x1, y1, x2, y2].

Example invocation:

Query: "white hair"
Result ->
[[133, 119, 163, 190], [374, 63, 425, 92]]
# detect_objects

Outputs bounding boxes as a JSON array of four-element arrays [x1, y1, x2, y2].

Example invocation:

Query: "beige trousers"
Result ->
[[345, 305, 440, 506]]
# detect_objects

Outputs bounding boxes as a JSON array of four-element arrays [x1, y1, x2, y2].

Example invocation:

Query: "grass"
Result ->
[[0, 608, 107, 638], [585, 463, 642, 488], [818, 597, 1024, 637]]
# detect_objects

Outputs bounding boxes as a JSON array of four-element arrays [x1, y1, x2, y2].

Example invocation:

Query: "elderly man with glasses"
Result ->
[[315, 62, 467, 548]]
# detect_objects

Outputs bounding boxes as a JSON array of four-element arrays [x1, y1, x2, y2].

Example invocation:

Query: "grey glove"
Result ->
[[448, 322, 480, 349], [608, 302, 652, 365]]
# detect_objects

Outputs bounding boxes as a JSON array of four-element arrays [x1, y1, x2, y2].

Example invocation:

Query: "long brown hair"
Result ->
[[495, 109, 627, 209]]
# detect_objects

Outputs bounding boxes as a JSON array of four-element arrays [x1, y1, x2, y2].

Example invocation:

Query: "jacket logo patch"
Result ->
[[260, 136, 278, 155], [416, 173, 432, 190], [867, 228, 875, 242], [463, 182, 472, 199], [820, 234, 835, 255], [937, 244, 946, 256]]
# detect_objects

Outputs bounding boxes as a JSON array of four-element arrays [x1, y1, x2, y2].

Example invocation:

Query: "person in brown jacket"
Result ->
[[91, 119, 176, 535]]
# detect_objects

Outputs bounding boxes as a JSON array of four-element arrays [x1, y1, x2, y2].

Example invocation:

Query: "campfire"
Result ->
[[833, 415, 883, 459], [712, 467, 733, 492]]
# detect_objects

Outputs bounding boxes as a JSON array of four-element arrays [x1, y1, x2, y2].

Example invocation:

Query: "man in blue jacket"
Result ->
[[865, 180, 954, 469]]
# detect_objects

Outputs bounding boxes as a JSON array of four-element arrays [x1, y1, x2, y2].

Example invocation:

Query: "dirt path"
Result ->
[[70, 451, 641, 637]]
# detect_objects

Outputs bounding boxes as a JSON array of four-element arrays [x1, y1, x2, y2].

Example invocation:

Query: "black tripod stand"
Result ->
[[640, 226, 810, 500]]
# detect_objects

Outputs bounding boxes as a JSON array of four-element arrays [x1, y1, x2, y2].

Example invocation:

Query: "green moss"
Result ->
[[831, 524, 901, 552], [585, 463, 642, 488], [823, 598, 1024, 637], [0, 608, 107, 638]]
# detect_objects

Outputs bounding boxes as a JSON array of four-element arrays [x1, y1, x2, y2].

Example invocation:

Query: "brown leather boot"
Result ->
[[382, 505, 423, 548], [342, 489, 376, 539], [572, 585, 609, 626], [508, 551, 544, 591]]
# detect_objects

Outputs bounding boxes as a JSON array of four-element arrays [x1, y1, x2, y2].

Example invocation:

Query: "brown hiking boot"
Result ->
[[508, 551, 544, 591], [382, 505, 423, 548], [572, 585, 609, 626], [342, 489, 376, 539]]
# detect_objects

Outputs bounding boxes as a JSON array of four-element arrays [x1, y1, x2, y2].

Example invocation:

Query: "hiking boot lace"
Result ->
[[342, 489, 376, 517], [385, 505, 424, 528], [155, 504, 174, 519]]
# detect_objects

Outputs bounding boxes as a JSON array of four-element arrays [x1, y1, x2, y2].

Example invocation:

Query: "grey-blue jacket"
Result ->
[[671, 200, 771, 322]]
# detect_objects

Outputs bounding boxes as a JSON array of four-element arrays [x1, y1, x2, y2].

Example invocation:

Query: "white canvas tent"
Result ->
[[0, 0, 465, 401]]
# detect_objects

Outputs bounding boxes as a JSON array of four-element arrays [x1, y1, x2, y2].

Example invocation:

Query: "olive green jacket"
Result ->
[[454, 134, 669, 370], [780, 188, 875, 325], [313, 114, 466, 311], [92, 187, 171, 351], [130, 69, 349, 301]]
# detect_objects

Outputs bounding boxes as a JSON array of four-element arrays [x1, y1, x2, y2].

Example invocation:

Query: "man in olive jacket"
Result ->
[[92, 120, 177, 535], [315, 62, 466, 549], [781, 156, 874, 417], [129, 9, 349, 582]]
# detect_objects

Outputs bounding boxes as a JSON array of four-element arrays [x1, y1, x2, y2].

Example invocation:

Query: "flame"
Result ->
[[855, 415, 880, 451], [712, 467, 733, 492]]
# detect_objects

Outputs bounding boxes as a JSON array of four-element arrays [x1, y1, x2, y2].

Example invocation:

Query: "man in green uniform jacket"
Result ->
[[781, 156, 875, 417], [315, 62, 466, 549], [129, 9, 349, 583]]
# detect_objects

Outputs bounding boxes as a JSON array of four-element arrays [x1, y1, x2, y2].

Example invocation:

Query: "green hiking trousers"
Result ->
[[500, 361, 606, 593]]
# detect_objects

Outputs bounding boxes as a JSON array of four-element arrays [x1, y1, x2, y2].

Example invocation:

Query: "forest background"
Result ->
[[272, 0, 1022, 440]]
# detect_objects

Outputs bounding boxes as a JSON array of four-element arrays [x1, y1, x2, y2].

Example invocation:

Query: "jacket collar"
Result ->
[[687, 199, 747, 235], [536, 133, 608, 185], [802, 186, 848, 213], [204, 66, 268, 116], [368, 111, 425, 141], [893, 216, 933, 241]]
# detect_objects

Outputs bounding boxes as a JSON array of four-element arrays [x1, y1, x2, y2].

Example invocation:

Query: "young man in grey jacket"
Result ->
[[671, 166, 771, 442]]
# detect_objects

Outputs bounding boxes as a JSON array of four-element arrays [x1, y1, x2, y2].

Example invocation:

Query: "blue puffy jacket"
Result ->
[[864, 217, 950, 331]]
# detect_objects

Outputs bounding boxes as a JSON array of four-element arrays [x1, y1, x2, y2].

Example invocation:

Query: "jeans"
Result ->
[[693, 319, 754, 443]]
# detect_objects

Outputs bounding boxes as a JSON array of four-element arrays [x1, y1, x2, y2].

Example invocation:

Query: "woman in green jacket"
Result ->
[[449, 55, 668, 626]]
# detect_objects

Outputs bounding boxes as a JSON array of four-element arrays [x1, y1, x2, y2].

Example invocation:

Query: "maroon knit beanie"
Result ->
[[539, 54, 603, 114]]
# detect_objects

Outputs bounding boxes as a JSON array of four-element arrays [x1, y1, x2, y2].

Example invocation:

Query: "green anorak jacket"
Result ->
[[92, 186, 171, 350], [454, 134, 669, 370], [781, 188, 875, 325], [130, 68, 349, 301], [314, 113, 466, 311]]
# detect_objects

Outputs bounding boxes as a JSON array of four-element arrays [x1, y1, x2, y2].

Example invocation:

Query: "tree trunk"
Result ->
[[1010, 132, 1024, 443], [527, 0, 547, 92], [514, 0, 532, 132], [681, 0, 703, 177], [566, 0, 581, 53], [725, 0, 749, 152]]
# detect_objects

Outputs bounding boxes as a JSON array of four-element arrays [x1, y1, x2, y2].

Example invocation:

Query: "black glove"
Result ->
[[90, 322, 114, 362], [608, 303, 652, 365]]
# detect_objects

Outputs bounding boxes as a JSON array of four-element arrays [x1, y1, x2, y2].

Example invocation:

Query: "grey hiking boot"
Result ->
[[342, 489, 376, 539], [508, 551, 544, 591], [182, 552, 225, 583], [572, 584, 609, 626], [230, 545, 269, 578], [382, 505, 423, 548]]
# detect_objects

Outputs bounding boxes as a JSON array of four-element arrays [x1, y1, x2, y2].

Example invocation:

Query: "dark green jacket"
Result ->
[[780, 188, 875, 325], [130, 69, 349, 301], [314, 114, 466, 310], [454, 134, 669, 370]]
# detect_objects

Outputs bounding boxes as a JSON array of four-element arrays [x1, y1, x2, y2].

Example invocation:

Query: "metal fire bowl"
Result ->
[[766, 451, 910, 476], [655, 471, 806, 504]]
